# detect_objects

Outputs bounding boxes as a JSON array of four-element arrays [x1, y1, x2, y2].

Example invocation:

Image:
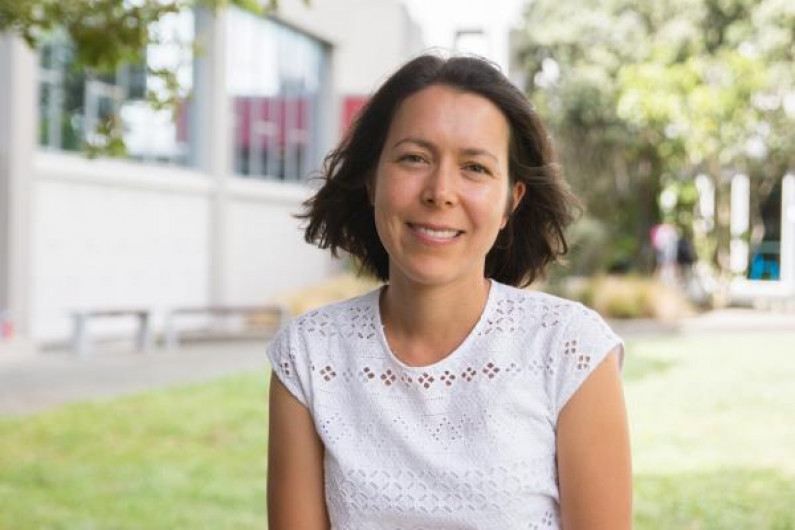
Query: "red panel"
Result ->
[[342, 95, 369, 136], [233, 96, 311, 149]]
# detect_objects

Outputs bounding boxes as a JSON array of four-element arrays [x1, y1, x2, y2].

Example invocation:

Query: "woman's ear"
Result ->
[[511, 181, 526, 214], [501, 181, 526, 229]]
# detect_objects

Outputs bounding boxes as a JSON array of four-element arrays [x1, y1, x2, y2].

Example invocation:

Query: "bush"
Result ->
[[277, 273, 693, 321], [548, 275, 693, 320], [271, 273, 381, 316], [563, 217, 612, 276]]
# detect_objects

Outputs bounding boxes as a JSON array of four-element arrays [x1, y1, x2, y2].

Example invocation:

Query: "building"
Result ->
[[0, 0, 423, 351], [728, 173, 795, 305]]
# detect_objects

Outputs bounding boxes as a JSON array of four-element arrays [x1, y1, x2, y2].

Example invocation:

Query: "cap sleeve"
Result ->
[[266, 323, 311, 409], [550, 304, 624, 420]]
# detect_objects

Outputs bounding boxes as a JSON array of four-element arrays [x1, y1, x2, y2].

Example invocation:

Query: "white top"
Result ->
[[267, 279, 624, 529]]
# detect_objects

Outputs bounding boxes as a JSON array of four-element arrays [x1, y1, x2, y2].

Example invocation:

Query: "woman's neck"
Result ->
[[379, 275, 491, 367]]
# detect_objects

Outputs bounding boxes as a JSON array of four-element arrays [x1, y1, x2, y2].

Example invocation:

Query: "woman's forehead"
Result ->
[[386, 85, 510, 156]]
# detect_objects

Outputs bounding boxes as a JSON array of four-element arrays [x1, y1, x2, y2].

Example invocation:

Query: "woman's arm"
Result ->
[[556, 349, 633, 529], [267, 372, 330, 530]]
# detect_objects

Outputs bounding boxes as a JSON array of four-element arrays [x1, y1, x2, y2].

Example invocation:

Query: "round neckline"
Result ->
[[371, 278, 498, 371]]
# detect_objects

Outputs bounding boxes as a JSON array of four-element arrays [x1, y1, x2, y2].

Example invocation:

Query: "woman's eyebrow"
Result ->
[[392, 138, 498, 163], [392, 137, 435, 151], [460, 148, 498, 163]]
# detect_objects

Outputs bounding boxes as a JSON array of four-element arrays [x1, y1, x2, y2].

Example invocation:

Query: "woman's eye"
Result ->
[[400, 154, 427, 164], [465, 163, 491, 175]]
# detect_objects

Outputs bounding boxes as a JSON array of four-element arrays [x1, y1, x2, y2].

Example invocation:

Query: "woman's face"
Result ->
[[371, 84, 525, 288]]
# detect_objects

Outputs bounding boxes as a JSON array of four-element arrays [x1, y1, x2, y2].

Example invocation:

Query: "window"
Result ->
[[227, 9, 328, 181], [748, 181, 782, 281], [37, 10, 195, 165]]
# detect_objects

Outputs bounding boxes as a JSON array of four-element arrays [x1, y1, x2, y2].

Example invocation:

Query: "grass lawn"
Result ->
[[1, 332, 793, 529], [0, 374, 270, 529], [625, 332, 795, 529]]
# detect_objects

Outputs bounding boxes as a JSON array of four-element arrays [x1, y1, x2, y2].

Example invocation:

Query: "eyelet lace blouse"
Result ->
[[267, 279, 624, 529]]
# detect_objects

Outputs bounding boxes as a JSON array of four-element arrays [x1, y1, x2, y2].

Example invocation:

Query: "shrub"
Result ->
[[549, 275, 693, 320]]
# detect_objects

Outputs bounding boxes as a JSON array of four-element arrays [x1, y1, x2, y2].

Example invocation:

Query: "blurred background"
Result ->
[[0, 0, 793, 528]]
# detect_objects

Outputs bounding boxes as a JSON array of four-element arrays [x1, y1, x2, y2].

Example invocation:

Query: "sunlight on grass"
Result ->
[[625, 333, 795, 529], [0, 373, 269, 529], [0, 333, 793, 528]]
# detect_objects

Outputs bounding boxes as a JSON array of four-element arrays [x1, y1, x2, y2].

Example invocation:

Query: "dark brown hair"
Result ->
[[299, 54, 579, 287]]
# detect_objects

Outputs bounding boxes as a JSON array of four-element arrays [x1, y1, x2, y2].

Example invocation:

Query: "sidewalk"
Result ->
[[609, 307, 795, 337], [0, 340, 270, 417], [1, 308, 792, 417]]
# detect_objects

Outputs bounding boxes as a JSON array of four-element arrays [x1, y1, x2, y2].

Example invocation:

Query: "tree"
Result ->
[[516, 0, 795, 276], [0, 0, 304, 155]]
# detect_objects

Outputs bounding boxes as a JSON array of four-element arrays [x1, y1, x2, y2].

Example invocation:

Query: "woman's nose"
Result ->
[[421, 161, 457, 207]]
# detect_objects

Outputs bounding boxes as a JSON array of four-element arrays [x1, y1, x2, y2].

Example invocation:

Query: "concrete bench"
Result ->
[[71, 309, 153, 357], [164, 304, 290, 350]]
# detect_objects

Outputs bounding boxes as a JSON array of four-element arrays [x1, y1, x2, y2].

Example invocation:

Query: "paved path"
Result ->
[[608, 308, 795, 337], [0, 308, 792, 417], [0, 340, 270, 417]]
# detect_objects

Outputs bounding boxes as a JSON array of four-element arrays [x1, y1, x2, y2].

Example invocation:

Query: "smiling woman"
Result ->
[[267, 54, 632, 530], [370, 85, 523, 294]]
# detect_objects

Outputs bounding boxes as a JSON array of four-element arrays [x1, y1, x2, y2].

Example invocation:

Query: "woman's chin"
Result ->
[[388, 263, 482, 289]]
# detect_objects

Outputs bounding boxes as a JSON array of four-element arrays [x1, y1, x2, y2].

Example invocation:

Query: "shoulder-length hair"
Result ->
[[299, 53, 579, 287]]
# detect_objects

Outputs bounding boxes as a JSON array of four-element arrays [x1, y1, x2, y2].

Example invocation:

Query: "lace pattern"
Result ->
[[267, 280, 623, 529]]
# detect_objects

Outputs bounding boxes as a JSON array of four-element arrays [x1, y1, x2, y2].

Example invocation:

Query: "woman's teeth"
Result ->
[[413, 225, 460, 239]]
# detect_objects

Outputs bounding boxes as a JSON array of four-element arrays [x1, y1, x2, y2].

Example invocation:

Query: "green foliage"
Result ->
[[1, 0, 182, 71], [0, 0, 306, 157], [518, 0, 795, 274], [560, 216, 612, 276], [84, 113, 128, 158], [0, 0, 283, 55]]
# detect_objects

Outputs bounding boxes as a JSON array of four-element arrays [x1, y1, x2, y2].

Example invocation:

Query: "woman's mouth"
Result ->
[[407, 223, 463, 241]]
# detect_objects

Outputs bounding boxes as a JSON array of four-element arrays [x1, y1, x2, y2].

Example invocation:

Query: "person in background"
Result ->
[[651, 222, 679, 285], [267, 54, 632, 530]]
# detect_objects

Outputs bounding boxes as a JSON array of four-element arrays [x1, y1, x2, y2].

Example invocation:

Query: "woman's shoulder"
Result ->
[[266, 287, 383, 408]]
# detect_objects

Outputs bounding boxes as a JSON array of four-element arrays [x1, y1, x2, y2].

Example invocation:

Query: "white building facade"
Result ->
[[0, 0, 423, 348]]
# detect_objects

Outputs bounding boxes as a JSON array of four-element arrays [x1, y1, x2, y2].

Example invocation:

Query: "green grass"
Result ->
[[626, 333, 795, 529], [0, 373, 269, 529], [1, 332, 794, 529]]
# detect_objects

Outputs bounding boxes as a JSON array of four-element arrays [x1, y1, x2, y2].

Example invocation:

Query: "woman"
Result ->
[[267, 54, 632, 529]]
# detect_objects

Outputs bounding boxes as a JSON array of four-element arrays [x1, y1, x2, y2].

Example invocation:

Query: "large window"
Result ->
[[227, 9, 328, 181], [37, 11, 195, 165]]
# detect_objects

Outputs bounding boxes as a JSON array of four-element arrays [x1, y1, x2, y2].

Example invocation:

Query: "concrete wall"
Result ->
[[30, 156, 211, 340], [224, 181, 331, 304], [0, 35, 36, 342], [29, 152, 332, 343]]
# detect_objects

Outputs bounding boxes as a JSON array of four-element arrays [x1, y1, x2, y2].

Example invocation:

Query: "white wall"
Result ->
[[0, 34, 36, 342], [0, 37, 11, 317], [224, 179, 335, 304], [30, 153, 333, 343], [276, 0, 424, 95], [31, 156, 211, 340], [405, 0, 527, 72]]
